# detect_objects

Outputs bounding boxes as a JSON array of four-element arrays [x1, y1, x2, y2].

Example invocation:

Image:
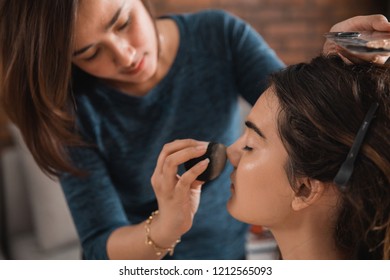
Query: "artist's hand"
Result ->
[[323, 14, 390, 64], [151, 139, 209, 237]]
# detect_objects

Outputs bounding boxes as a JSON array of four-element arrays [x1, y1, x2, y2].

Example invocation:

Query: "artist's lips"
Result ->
[[122, 55, 145, 75], [230, 173, 236, 191]]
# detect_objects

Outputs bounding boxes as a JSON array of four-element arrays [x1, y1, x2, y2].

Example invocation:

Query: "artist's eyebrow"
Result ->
[[245, 121, 266, 139], [104, 6, 123, 31], [73, 5, 123, 57]]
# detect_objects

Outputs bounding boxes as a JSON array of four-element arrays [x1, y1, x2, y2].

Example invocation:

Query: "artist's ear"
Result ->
[[291, 178, 326, 211]]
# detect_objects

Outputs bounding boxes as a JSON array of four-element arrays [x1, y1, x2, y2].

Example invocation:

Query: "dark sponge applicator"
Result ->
[[184, 142, 227, 182]]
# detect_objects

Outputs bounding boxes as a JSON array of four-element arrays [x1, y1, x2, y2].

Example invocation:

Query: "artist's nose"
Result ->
[[112, 38, 136, 67]]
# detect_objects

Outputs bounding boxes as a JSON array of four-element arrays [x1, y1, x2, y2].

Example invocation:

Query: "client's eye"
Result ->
[[243, 145, 253, 151]]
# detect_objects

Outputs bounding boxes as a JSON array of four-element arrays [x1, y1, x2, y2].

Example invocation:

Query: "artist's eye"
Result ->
[[118, 17, 131, 31], [242, 145, 253, 151], [84, 50, 100, 61]]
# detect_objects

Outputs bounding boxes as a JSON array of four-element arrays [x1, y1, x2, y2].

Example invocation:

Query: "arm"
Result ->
[[323, 14, 390, 64], [108, 139, 209, 259], [60, 139, 208, 259]]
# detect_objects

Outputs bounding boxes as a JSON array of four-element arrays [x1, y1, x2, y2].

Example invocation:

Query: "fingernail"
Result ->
[[195, 144, 208, 150], [200, 158, 210, 166]]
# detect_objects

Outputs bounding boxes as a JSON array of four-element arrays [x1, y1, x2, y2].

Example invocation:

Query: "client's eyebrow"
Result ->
[[245, 121, 266, 139]]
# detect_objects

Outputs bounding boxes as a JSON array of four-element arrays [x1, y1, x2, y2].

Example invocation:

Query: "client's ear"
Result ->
[[291, 178, 326, 211]]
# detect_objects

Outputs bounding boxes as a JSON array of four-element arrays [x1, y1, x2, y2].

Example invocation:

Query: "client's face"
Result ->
[[227, 88, 295, 227]]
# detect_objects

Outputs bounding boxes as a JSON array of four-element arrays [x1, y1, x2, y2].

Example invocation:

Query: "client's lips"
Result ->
[[122, 56, 145, 75]]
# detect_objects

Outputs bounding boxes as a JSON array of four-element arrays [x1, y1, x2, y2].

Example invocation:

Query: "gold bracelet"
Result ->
[[145, 210, 181, 256]]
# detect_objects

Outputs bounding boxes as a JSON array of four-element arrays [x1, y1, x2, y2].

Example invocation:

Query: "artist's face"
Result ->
[[227, 88, 295, 227], [72, 0, 158, 85]]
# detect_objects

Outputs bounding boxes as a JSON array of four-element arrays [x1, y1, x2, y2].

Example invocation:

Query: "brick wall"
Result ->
[[152, 0, 386, 65]]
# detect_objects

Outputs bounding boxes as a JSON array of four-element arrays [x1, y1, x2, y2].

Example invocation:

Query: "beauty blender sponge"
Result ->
[[184, 142, 227, 182]]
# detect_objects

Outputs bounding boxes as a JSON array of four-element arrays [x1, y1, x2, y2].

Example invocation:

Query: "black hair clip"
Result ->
[[333, 102, 379, 190]]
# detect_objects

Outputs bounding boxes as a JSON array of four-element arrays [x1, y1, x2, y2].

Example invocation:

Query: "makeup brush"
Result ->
[[184, 142, 227, 182]]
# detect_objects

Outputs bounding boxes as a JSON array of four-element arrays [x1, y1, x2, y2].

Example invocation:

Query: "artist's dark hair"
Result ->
[[0, 0, 154, 177], [271, 55, 390, 259]]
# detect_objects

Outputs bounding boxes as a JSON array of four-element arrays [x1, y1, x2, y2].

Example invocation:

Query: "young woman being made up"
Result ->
[[161, 54, 390, 259]]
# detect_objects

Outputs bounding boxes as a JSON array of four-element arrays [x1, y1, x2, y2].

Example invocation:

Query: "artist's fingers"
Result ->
[[175, 158, 209, 194], [330, 14, 390, 33], [161, 145, 207, 181], [336, 46, 390, 65], [155, 139, 207, 174]]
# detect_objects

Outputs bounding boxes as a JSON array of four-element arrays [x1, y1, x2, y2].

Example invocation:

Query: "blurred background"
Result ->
[[152, 0, 388, 65], [0, 0, 389, 260]]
